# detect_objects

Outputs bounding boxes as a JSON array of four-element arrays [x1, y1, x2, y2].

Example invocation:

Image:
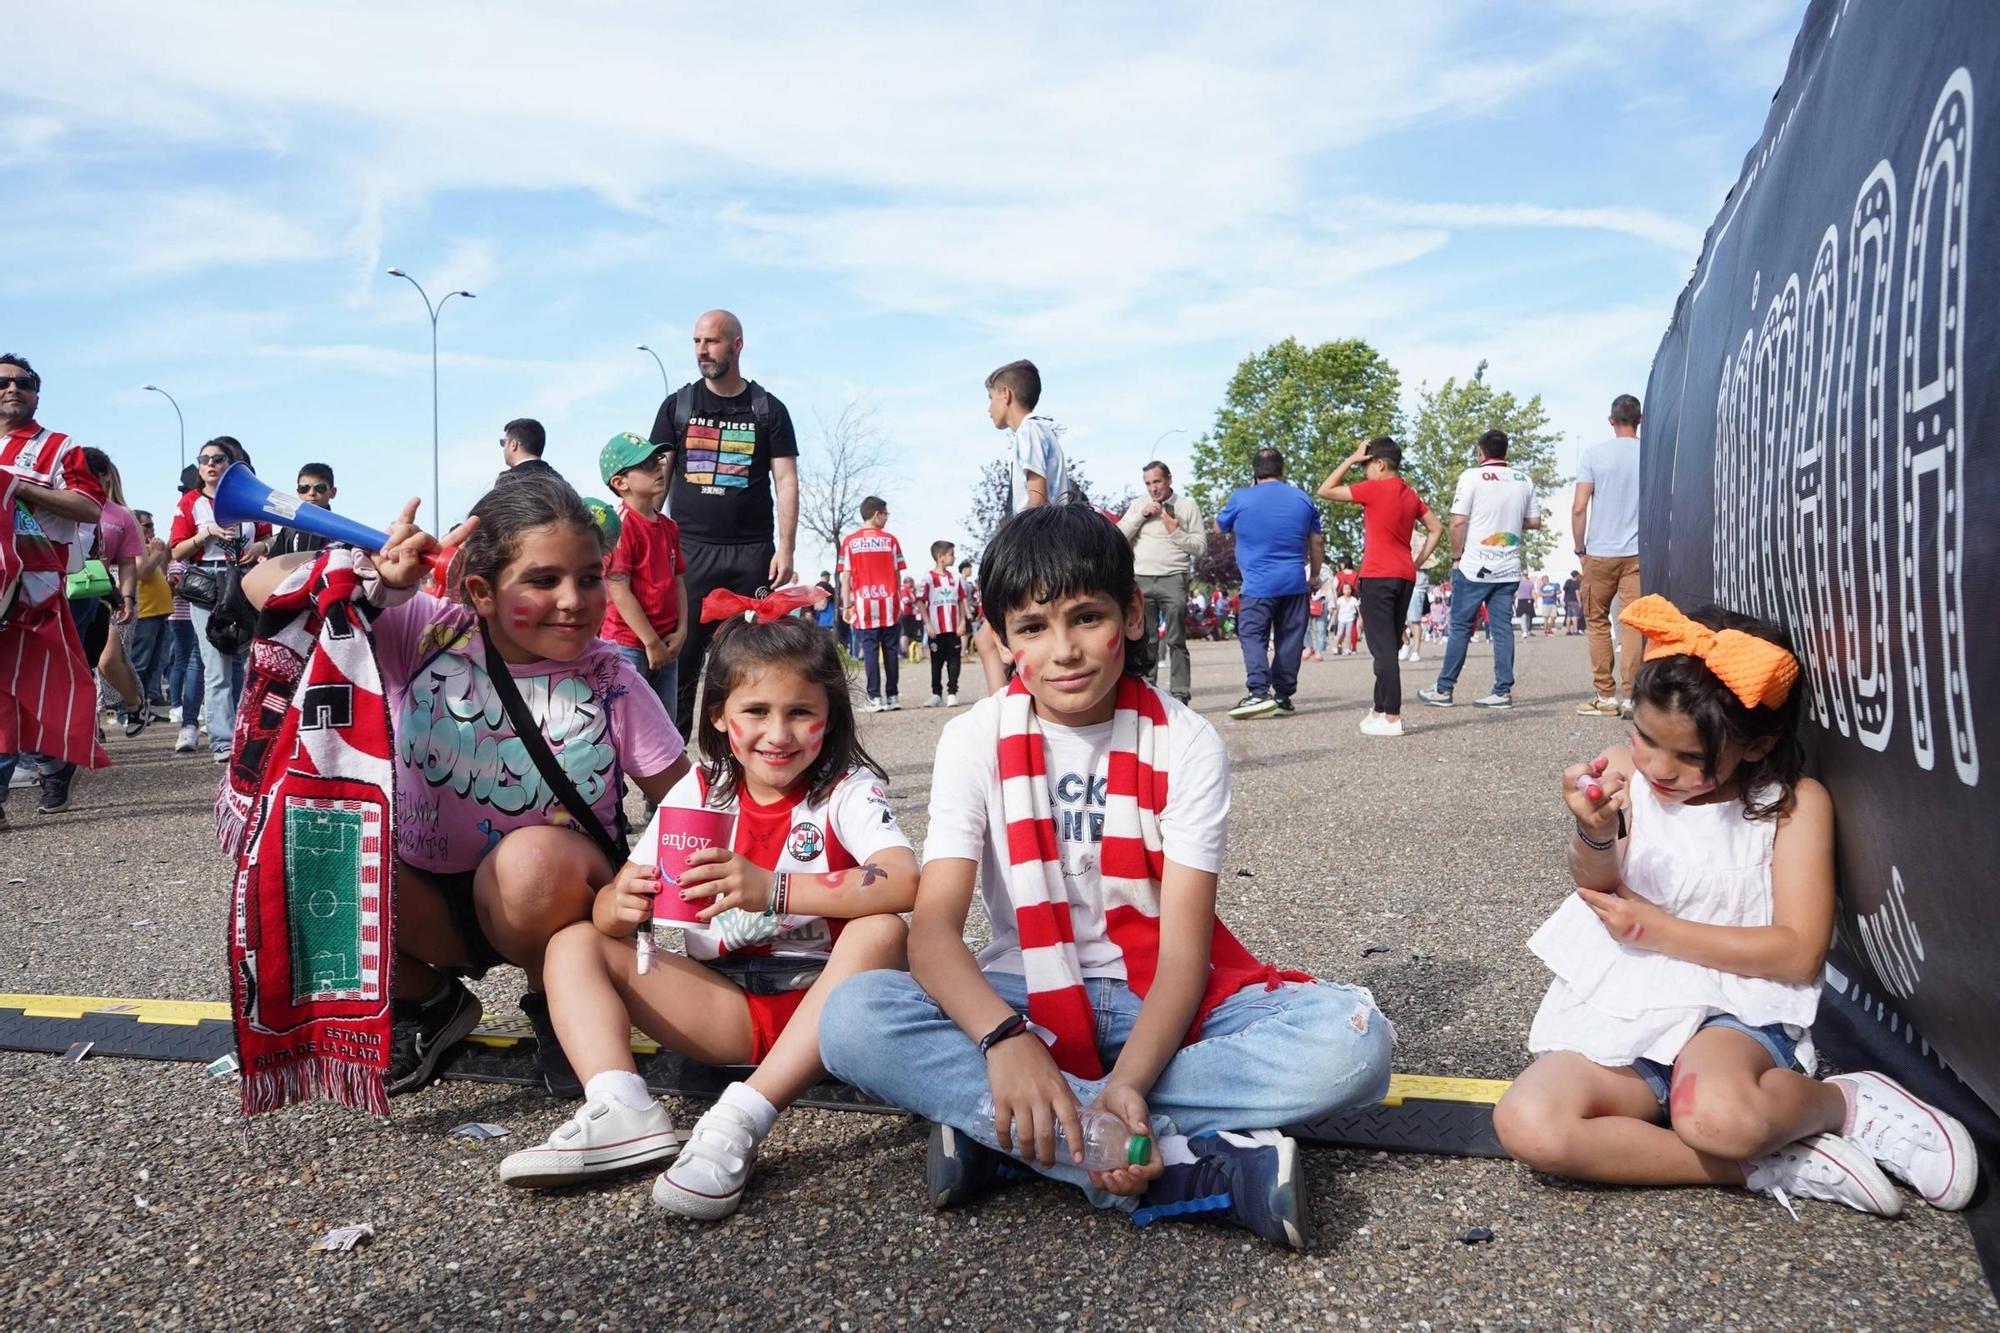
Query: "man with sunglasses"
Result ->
[[1, 354, 108, 826], [269, 463, 338, 557]]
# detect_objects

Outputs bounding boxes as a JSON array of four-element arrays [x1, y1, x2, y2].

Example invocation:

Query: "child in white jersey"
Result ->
[[1495, 597, 1978, 1216], [500, 607, 919, 1220]]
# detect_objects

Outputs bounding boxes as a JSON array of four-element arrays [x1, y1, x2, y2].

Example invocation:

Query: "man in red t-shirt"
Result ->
[[1319, 437, 1443, 736], [598, 433, 688, 720], [836, 496, 906, 711]]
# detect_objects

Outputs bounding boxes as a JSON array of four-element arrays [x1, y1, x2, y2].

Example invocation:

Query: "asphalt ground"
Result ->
[[2, 632, 1994, 1330]]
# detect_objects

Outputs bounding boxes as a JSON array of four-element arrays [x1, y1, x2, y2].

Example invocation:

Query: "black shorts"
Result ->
[[418, 865, 509, 980]]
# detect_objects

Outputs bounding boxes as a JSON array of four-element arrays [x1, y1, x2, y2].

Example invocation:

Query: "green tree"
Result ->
[[1189, 338, 1402, 564], [962, 456, 1128, 562], [1403, 375, 1567, 577]]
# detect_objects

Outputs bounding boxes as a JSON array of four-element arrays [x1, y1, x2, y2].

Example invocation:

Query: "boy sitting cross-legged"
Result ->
[[820, 505, 1393, 1249]]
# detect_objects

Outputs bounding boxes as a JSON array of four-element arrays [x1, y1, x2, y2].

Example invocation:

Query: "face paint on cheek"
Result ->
[[1013, 649, 1031, 681], [805, 720, 825, 740]]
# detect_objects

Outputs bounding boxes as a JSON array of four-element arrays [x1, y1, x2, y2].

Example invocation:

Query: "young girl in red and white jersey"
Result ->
[[501, 606, 918, 1221]]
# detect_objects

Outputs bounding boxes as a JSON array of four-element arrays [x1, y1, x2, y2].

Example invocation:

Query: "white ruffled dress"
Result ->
[[1526, 776, 1819, 1073]]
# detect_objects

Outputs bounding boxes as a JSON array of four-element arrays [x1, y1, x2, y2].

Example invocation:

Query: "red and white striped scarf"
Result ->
[[997, 673, 1305, 1078]]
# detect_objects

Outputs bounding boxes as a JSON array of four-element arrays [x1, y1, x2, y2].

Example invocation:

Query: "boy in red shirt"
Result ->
[[837, 495, 906, 712], [599, 432, 688, 716], [1318, 438, 1443, 736]]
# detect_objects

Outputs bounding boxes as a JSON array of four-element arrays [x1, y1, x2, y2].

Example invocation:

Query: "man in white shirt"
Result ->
[[1572, 394, 1644, 717], [1117, 461, 1207, 702], [1418, 429, 1541, 710]]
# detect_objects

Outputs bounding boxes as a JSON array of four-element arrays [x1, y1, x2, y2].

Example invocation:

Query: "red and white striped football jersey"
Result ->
[[924, 569, 963, 635], [836, 527, 906, 630]]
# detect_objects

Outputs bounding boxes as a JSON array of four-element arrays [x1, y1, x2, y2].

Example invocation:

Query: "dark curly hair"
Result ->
[[697, 615, 882, 809], [1631, 605, 1803, 821]]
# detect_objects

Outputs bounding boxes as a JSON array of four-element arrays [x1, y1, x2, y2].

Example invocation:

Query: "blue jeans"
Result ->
[[125, 615, 168, 710], [614, 644, 679, 726], [167, 619, 203, 720], [1308, 611, 1328, 654], [855, 625, 900, 700], [1235, 591, 1309, 700], [189, 601, 246, 756], [821, 968, 1392, 1213], [1433, 571, 1518, 697]]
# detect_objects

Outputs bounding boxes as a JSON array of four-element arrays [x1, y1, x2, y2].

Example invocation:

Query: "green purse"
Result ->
[[66, 558, 114, 601]]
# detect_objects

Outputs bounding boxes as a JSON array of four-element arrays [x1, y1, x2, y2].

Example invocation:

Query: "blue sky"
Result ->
[[6, 1, 1804, 576]]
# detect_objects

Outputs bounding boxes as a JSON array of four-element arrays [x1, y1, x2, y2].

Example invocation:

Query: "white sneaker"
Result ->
[[1828, 1072, 1979, 1210], [1745, 1133, 1902, 1218], [653, 1102, 758, 1221], [168, 706, 183, 724], [864, 697, 886, 713], [946, 693, 958, 707], [1396, 647, 1410, 661], [1360, 715, 1405, 738], [925, 694, 944, 708], [1470, 692, 1513, 709], [1358, 710, 1380, 733], [886, 696, 902, 711], [499, 1098, 688, 1189], [175, 725, 198, 753]]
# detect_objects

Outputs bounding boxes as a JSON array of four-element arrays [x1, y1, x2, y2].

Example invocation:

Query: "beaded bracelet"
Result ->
[[1573, 822, 1615, 852]]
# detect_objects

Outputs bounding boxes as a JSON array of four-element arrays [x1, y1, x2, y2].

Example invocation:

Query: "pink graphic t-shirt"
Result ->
[[372, 592, 686, 874]]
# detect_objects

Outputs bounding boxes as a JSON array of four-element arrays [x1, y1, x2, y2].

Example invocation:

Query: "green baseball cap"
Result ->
[[583, 495, 622, 547], [599, 431, 665, 485]]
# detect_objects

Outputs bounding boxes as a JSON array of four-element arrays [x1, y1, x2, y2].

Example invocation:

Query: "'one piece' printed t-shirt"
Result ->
[[635, 765, 913, 965], [649, 381, 799, 546], [373, 592, 685, 874], [923, 693, 1230, 978]]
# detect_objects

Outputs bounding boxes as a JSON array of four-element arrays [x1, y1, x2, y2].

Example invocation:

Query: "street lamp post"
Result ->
[[141, 384, 186, 473], [635, 344, 671, 397], [1151, 427, 1187, 454], [386, 267, 476, 523]]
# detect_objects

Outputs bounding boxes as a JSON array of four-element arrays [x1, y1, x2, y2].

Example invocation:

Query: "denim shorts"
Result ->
[[1634, 1014, 1803, 1110]]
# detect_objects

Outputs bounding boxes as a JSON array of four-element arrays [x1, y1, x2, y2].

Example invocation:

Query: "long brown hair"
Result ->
[[697, 616, 880, 808]]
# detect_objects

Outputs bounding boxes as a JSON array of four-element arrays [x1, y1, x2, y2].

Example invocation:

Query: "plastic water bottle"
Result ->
[[974, 1094, 1153, 1169]]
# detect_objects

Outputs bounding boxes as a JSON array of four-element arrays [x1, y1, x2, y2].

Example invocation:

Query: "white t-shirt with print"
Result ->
[[1450, 462, 1539, 584], [923, 692, 1230, 978], [634, 764, 912, 965], [1009, 416, 1068, 514]]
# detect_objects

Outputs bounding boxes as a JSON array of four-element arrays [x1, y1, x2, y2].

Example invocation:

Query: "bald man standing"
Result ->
[[648, 309, 800, 735]]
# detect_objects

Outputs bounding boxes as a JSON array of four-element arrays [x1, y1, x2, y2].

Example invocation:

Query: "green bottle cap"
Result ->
[[1126, 1134, 1152, 1168]]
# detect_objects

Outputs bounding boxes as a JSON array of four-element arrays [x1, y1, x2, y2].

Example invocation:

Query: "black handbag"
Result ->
[[480, 623, 629, 869], [202, 561, 255, 656], [176, 563, 223, 608]]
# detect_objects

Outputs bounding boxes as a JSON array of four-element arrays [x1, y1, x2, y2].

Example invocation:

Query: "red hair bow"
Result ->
[[699, 585, 825, 624]]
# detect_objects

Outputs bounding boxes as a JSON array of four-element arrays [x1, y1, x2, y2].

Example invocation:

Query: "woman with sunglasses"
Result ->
[[167, 437, 269, 762]]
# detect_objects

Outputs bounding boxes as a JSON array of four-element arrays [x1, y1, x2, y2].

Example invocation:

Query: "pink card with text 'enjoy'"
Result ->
[[652, 806, 735, 926]]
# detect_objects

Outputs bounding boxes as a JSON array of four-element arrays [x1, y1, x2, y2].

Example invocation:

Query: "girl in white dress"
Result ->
[[1494, 597, 1977, 1217]]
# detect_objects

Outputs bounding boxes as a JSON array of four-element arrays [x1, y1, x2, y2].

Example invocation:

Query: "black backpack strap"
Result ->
[[479, 623, 629, 869]]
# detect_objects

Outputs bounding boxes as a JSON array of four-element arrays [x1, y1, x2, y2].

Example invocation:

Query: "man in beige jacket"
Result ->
[[1118, 460, 1208, 702]]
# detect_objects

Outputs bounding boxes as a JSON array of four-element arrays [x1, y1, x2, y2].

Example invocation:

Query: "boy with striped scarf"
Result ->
[[821, 505, 1393, 1249]]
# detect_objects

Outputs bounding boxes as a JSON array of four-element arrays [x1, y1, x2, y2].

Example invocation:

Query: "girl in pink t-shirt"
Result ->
[[246, 472, 693, 1099]]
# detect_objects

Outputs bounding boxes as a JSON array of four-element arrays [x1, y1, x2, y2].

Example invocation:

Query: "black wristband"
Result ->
[[1573, 821, 1615, 852], [978, 1013, 1030, 1056]]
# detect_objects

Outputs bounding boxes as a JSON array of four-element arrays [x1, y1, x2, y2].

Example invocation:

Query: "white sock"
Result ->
[[584, 1069, 653, 1111], [719, 1081, 780, 1142], [1157, 1133, 1196, 1166]]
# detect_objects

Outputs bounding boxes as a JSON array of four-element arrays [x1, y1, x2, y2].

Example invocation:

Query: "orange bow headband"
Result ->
[[1618, 594, 1799, 710], [699, 585, 824, 625]]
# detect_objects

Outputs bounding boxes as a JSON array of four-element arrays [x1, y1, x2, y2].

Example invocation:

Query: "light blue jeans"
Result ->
[[189, 600, 245, 757], [820, 968, 1392, 1212], [614, 644, 679, 726]]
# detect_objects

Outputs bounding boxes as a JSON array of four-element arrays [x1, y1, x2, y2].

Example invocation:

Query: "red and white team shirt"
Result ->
[[168, 490, 269, 563], [635, 765, 913, 966], [837, 526, 906, 630], [1, 422, 104, 581], [924, 569, 963, 635]]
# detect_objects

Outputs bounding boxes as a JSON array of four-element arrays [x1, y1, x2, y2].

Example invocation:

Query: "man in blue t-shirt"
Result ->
[[1571, 393, 1644, 717], [1215, 448, 1323, 718]]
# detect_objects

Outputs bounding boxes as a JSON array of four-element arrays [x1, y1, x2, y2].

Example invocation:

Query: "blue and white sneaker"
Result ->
[[925, 1121, 1034, 1210], [1132, 1129, 1308, 1250]]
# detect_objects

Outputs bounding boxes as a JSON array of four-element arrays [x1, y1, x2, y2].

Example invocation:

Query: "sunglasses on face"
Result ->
[[197, 453, 231, 465], [297, 482, 331, 494], [0, 374, 39, 391]]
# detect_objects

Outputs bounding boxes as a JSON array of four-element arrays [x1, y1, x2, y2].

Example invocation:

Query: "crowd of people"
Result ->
[[3, 332, 1979, 1250]]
